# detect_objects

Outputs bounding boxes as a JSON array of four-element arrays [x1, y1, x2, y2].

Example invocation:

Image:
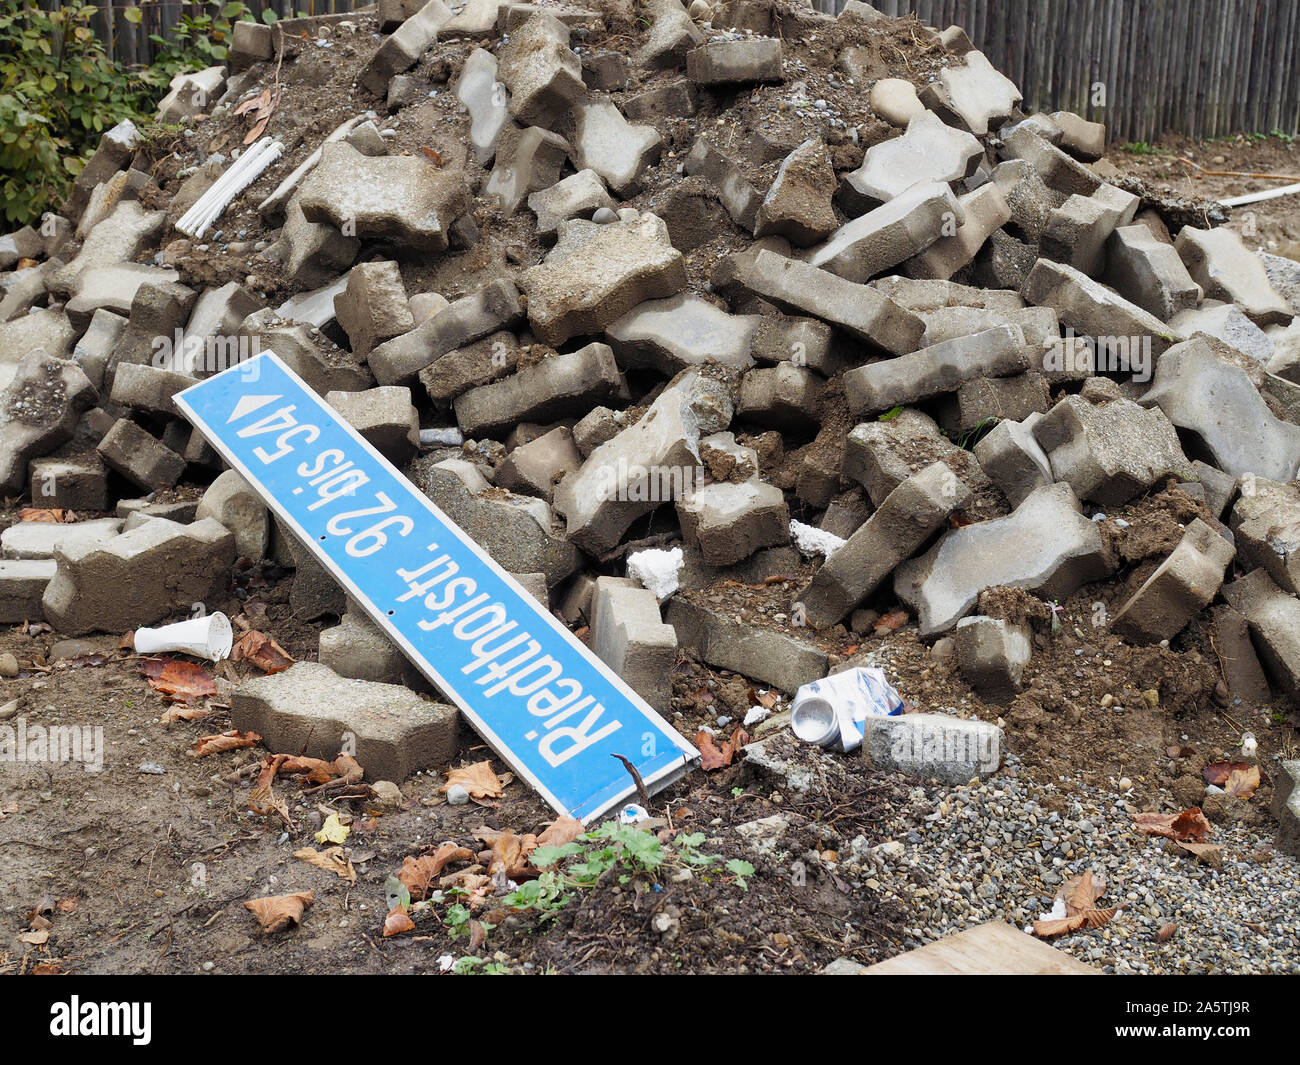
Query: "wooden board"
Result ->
[[860, 921, 1102, 975]]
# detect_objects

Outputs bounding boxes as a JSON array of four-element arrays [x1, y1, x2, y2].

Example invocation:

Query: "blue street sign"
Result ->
[[174, 352, 697, 822]]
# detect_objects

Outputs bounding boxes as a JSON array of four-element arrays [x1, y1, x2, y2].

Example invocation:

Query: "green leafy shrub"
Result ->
[[0, 2, 156, 224]]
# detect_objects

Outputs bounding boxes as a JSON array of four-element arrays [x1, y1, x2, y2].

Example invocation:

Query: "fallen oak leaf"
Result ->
[[442, 760, 504, 799], [244, 890, 313, 934], [189, 729, 262, 758], [294, 846, 356, 884]]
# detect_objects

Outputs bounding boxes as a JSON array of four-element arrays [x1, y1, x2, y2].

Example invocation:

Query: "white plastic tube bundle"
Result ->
[[175, 136, 285, 238]]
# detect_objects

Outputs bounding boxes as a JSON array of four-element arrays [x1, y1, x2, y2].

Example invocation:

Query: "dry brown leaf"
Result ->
[[383, 906, 415, 937], [232, 630, 295, 674], [1203, 760, 1250, 786], [160, 705, 210, 725], [56, 897, 78, 914], [1174, 840, 1223, 867], [873, 608, 909, 635], [420, 146, 443, 165], [399, 842, 476, 899], [18, 928, 49, 946], [1061, 870, 1105, 915], [189, 729, 262, 758], [294, 846, 356, 884], [443, 761, 504, 799], [233, 88, 271, 116], [1133, 808, 1211, 842], [19, 508, 65, 523], [244, 890, 313, 934], [535, 816, 584, 849], [1224, 764, 1261, 799], [1033, 914, 1087, 937], [139, 657, 216, 704], [1157, 922, 1177, 942], [696, 727, 751, 771]]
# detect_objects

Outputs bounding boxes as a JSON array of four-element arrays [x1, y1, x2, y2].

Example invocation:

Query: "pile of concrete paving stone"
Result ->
[[1, 0, 1298, 843]]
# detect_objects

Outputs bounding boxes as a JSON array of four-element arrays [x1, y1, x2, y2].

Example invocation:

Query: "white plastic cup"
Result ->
[[133, 612, 233, 662]]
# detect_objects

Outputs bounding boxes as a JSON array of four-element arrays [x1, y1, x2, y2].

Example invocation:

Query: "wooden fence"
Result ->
[[21, 0, 1300, 142], [818, 0, 1300, 142]]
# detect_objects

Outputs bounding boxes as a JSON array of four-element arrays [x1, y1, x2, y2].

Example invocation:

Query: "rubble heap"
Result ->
[[2, 0, 1299, 850]]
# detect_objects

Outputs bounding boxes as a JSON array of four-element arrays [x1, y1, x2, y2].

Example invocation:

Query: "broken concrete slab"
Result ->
[[554, 369, 731, 555], [485, 123, 570, 216], [737, 362, 822, 426], [456, 46, 511, 163], [107, 362, 195, 417], [905, 182, 1011, 280], [42, 517, 234, 635], [861, 711, 1003, 784], [895, 482, 1111, 635], [412, 456, 581, 586], [358, 0, 453, 97], [50, 199, 166, 296], [1040, 183, 1140, 277], [1141, 337, 1300, 482], [955, 615, 1032, 697], [665, 596, 826, 692], [1032, 393, 1194, 505], [326, 387, 420, 463], [1211, 603, 1271, 704], [686, 37, 783, 84], [1230, 477, 1300, 594], [837, 110, 982, 212], [1112, 518, 1235, 644], [1175, 225, 1293, 327], [0, 352, 98, 495], [843, 325, 1029, 415], [453, 341, 625, 437], [527, 168, 616, 239], [194, 469, 270, 561], [496, 11, 586, 128], [806, 180, 963, 283], [936, 371, 1052, 439], [320, 606, 427, 689], [418, 330, 520, 404], [523, 213, 687, 345], [26, 454, 110, 512], [683, 137, 762, 232], [972, 413, 1053, 507], [753, 139, 837, 246], [0, 559, 57, 624], [1104, 223, 1202, 321], [95, 419, 187, 491], [566, 99, 662, 198], [1021, 257, 1184, 367], [591, 576, 677, 710], [1221, 568, 1300, 703], [677, 479, 789, 565], [370, 278, 524, 384], [232, 661, 457, 782], [919, 48, 1021, 135], [999, 123, 1103, 197], [1, 518, 122, 561], [238, 310, 372, 395], [334, 261, 414, 358], [716, 248, 924, 355], [495, 426, 581, 503], [298, 142, 473, 251], [799, 462, 970, 628], [1173, 301, 1274, 364], [606, 292, 759, 373]]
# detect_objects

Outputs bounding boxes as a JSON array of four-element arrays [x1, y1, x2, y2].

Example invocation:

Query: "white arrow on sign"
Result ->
[[227, 394, 283, 423]]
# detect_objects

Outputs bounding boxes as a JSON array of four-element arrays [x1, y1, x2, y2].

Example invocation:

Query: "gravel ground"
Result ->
[[844, 755, 1300, 974]]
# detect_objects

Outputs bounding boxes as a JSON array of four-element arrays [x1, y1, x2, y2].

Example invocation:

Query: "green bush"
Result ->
[[0, 2, 156, 225], [0, 1, 280, 227]]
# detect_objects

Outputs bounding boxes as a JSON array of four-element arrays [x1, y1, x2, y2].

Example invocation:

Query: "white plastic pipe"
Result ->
[[176, 137, 284, 238], [1220, 180, 1300, 208]]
